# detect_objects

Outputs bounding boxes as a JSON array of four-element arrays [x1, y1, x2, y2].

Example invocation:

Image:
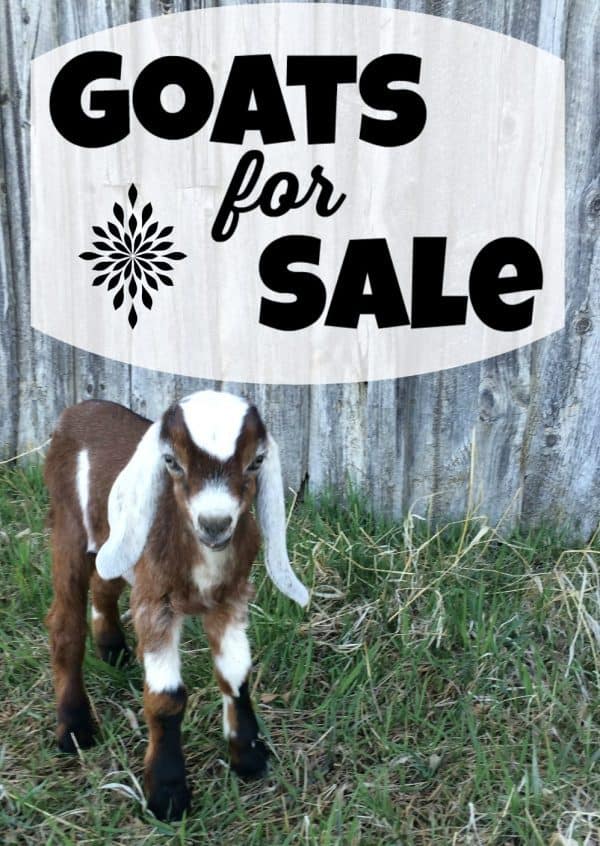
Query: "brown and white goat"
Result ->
[[44, 390, 308, 821]]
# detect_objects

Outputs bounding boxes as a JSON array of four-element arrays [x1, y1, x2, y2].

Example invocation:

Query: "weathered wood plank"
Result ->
[[1, 1, 74, 453], [2, 0, 599, 541], [520, 0, 600, 538]]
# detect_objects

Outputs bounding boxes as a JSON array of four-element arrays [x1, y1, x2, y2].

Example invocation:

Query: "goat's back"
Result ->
[[45, 400, 152, 548]]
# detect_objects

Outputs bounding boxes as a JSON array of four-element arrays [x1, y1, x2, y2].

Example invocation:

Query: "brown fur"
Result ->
[[45, 400, 151, 546], [90, 573, 129, 663], [44, 395, 270, 819]]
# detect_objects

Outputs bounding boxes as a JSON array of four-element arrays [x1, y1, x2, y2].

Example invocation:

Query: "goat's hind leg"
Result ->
[[90, 571, 130, 666], [46, 514, 96, 752]]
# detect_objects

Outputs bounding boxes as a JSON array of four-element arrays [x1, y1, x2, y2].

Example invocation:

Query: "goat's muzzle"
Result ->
[[197, 515, 233, 550]]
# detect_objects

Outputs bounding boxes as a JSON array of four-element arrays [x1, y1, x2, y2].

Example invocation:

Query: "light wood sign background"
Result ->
[[1, 1, 597, 538]]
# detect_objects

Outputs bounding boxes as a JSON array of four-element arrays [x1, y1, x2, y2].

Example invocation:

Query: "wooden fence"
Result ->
[[1, 0, 599, 537]]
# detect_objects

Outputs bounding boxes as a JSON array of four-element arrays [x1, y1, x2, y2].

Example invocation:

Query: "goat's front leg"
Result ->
[[135, 609, 191, 821], [203, 606, 269, 779]]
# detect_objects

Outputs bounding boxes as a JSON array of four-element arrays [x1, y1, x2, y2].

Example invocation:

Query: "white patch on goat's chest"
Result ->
[[192, 546, 230, 595], [180, 390, 248, 460]]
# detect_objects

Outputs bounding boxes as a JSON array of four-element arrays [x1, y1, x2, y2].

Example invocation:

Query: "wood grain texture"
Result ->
[[2, 0, 598, 538]]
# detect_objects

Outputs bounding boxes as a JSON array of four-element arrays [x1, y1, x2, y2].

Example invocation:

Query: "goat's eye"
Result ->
[[163, 454, 183, 475], [246, 454, 265, 474]]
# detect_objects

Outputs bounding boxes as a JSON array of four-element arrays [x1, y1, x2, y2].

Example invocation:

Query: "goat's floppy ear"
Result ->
[[256, 433, 309, 607], [96, 422, 165, 580]]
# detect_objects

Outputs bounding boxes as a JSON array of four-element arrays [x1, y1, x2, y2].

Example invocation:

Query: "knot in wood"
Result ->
[[575, 317, 592, 335], [588, 194, 600, 217]]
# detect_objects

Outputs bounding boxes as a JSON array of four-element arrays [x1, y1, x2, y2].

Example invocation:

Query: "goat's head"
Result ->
[[162, 392, 265, 551], [95, 390, 309, 606]]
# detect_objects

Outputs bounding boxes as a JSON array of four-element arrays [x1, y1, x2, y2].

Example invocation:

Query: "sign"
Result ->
[[31, 4, 565, 384]]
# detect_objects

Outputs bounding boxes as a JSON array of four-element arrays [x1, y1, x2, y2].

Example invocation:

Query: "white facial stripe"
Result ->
[[222, 694, 235, 739], [76, 449, 97, 553], [188, 482, 240, 526], [143, 618, 183, 694], [180, 390, 249, 461], [91, 605, 103, 622], [215, 622, 251, 698]]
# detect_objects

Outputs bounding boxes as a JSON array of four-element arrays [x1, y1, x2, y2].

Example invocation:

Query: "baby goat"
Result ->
[[44, 390, 308, 821]]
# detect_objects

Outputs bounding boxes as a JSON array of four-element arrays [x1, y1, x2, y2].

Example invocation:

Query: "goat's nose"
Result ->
[[198, 515, 232, 538]]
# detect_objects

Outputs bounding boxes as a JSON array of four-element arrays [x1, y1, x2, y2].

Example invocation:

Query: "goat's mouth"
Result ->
[[197, 533, 232, 551]]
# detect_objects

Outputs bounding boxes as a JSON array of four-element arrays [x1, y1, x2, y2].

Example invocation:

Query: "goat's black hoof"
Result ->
[[96, 634, 131, 667], [230, 737, 270, 780], [147, 781, 191, 822], [57, 705, 97, 753]]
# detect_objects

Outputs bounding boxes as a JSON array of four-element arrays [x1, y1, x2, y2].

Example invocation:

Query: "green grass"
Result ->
[[0, 465, 599, 844]]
